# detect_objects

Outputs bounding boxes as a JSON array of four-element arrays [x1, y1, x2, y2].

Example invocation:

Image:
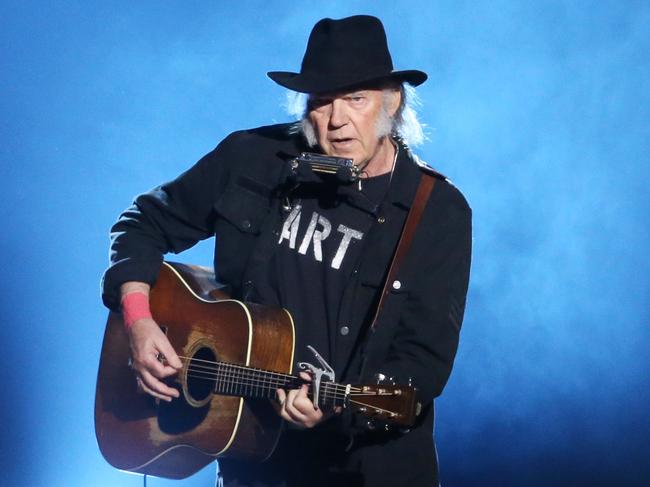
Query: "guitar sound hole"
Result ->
[[185, 346, 218, 406]]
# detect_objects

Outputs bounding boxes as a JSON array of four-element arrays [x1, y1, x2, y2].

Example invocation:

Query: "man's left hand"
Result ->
[[275, 371, 325, 429]]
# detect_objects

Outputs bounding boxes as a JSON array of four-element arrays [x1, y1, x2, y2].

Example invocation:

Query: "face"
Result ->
[[307, 88, 400, 168]]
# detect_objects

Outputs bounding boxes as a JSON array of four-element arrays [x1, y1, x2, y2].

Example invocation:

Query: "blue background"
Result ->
[[1, 1, 648, 486]]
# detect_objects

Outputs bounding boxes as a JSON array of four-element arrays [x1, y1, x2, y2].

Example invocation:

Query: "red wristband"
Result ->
[[121, 292, 152, 330]]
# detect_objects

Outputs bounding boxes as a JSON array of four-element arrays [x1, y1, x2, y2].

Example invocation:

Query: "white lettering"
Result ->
[[312, 215, 332, 262], [332, 224, 363, 269], [278, 204, 302, 248], [298, 212, 333, 262], [298, 212, 319, 255]]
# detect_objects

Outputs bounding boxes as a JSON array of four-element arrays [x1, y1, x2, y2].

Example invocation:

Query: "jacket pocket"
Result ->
[[213, 181, 270, 234], [360, 272, 411, 297]]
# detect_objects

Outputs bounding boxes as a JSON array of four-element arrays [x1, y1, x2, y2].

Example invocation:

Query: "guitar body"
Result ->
[[94, 262, 295, 479]]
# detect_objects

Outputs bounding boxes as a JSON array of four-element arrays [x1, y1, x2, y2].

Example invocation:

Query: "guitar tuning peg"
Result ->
[[407, 377, 413, 387], [366, 419, 376, 431], [388, 376, 396, 386], [374, 373, 386, 384]]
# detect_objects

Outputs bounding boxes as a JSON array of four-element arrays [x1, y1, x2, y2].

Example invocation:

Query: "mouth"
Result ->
[[329, 137, 356, 150]]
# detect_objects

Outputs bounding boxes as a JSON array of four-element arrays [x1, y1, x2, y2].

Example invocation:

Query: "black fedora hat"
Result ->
[[267, 15, 427, 94]]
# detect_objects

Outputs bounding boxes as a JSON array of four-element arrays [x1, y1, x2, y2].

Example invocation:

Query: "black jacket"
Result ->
[[102, 123, 472, 486]]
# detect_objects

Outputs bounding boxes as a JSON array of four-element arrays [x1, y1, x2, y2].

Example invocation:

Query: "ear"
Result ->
[[386, 89, 401, 118]]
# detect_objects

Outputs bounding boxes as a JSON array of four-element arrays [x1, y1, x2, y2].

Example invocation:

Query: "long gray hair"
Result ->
[[285, 83, 427, 147]]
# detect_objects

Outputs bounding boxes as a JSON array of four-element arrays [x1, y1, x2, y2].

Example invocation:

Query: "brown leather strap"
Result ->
[[370, 173, 436, 332]]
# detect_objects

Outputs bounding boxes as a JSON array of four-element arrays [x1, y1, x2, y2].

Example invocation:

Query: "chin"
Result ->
[[325, 146, 361, 161]]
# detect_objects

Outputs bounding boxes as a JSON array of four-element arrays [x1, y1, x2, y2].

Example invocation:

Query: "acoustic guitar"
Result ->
[[95, 261, 420, 479]]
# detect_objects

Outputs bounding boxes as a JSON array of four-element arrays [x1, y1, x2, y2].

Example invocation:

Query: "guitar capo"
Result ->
[[298, 345, 335, 409]]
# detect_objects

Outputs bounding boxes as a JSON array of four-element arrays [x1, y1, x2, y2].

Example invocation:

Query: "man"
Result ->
[[102, 15, 471, 487]]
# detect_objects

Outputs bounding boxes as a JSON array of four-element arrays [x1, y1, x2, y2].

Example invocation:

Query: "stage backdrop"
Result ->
[[1, 1, 647, 486]]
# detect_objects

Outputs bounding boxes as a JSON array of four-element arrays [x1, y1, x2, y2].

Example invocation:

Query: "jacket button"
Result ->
[[340, 325, 350, 336], [392, 280, 402, 290], [377, 216, 386, 224], [242, 219, 252, 229]]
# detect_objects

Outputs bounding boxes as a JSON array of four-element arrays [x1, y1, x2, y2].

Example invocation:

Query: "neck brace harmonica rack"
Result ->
[[291, 152, 360, 183]]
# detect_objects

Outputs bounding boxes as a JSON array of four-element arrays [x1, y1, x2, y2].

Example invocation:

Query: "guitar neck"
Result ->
[[209, 361, 348, 409], [187, 359, 418, 426]]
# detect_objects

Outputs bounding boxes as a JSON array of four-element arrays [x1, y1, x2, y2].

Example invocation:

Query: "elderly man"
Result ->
[[102, 15, 471, 487]]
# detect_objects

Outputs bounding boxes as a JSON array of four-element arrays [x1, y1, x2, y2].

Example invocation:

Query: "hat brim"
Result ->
[[267, 69, 427, 94]]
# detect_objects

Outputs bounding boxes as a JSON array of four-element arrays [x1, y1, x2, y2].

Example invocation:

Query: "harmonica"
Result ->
[[291, 152, 360, 182]]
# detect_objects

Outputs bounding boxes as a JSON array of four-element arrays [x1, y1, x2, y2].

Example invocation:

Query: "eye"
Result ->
[[346, 95, 366, 105], [308, 97, 332, 111]]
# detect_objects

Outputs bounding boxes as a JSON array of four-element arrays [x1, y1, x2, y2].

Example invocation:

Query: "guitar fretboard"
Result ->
[[190, 360, 348, 409]]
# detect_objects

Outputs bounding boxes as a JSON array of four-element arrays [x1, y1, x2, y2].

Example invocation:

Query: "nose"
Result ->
[[328, 98, 348, 129]]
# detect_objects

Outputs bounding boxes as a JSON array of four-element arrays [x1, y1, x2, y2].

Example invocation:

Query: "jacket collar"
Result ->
[[385, 137, 426, 209]]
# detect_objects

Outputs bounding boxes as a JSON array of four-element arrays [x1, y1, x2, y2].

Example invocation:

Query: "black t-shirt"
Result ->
[[267, 173, 391, 371]]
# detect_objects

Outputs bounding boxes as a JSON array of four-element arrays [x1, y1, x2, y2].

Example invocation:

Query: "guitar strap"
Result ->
[[369, 172, 436, 332]]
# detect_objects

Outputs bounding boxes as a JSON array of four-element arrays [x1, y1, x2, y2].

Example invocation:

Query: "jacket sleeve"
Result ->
[[372, 188, 472, 407], [100, 134, 238, 310]]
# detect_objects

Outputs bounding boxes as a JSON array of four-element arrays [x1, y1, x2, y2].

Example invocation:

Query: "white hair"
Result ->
[[285, 83, 427, 147]]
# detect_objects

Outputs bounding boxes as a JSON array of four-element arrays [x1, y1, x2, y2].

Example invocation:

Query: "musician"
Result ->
[[102, 15, 471, 487]]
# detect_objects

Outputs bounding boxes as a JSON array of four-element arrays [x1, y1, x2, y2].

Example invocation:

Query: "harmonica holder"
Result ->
[[291, 152, 360, 183]]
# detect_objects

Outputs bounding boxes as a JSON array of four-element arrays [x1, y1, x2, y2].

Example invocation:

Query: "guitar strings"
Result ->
[[180, 360, 365, 400], [184, 369, 355, 399], [183, 364, 360, 395], [182, 368, 376, 403], [184, 361, 344, 391], [177, 355, 357, 388], [183, 370, 405, 416], [347, 399, 399, 416], [174, 355, 407, 407], [178, 355, 300, 382], [177, 355, 331, 384], [186, 375, 352, 402], [176, 356, 406, 409], [182, 371, 406, 420], [175, 354, 363, 394], [184, 374, 373, 405], [188, 369, 372, 399]]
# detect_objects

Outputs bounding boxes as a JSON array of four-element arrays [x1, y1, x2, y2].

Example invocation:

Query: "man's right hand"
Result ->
[[127, 317, 183, 402]]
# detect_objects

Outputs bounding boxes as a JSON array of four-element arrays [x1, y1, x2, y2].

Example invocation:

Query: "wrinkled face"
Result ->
[[307, 88, 400, 168]]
